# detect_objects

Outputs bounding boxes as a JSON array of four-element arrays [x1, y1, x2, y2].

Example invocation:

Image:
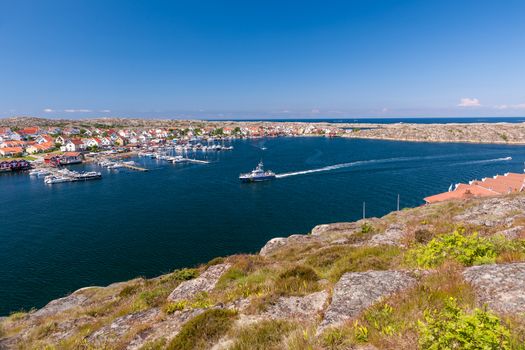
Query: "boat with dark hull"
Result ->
[[239, 161, 276, 182]]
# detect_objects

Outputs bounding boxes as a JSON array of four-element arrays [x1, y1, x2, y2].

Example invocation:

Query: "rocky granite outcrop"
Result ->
[[463, 263, 525, 314], [454, 196, 525, 228], [167, 263, 231, 302], [259, 237, 288, 256], [259, 234, 320, 256], [263, 290, 329, 320], [367, 223, 406, 247], [126, 309, 204, 350], [87, 308, 161, 345], [311, 222, 360, 236], [319, 270, 417, 331], [32, 291, 91, 319]]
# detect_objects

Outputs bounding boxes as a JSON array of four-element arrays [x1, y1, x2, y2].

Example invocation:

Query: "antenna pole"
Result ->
[[397, 194, 400, 211], [362, 201, 366, 219]]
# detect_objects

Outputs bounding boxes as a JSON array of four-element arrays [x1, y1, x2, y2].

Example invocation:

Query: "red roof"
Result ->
[[70, 139, 84, 145], [0, 147, 24, 154], [424, 173, 525, 204], [18, 127, 39, 135], [63, 152, 81, 157]]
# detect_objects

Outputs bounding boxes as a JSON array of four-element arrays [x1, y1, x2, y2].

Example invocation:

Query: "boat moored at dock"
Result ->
[[44, 170, 102, 184]]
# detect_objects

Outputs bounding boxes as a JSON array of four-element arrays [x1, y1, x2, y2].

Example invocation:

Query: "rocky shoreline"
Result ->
[[343, 121, 525, 145], [2, 194, 525, 349]]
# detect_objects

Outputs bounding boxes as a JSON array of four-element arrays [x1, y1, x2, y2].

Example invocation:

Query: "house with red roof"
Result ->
[[0, 147, 24, 157], [424, 173, 525, 204]]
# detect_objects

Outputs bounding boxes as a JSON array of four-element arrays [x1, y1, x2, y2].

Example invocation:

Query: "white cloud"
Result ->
[[458, 98, 481, 107], [495, 103, 525, 110], [99, 109, 111, 113], [381, 107, 388, 113], [311, 108, 320, 114], [64, 109, 92, 113], [43, 108, 54, 113]]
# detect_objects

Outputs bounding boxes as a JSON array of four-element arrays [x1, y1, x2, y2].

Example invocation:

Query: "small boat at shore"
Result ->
[[239, 161, 276, 183]]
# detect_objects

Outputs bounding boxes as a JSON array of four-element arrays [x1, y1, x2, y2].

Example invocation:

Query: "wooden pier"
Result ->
[[121, 163, 149, 171], [183, 158, 210, 164]]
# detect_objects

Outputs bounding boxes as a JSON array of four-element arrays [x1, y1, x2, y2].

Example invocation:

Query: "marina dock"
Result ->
[[121, 163, 149, 171]]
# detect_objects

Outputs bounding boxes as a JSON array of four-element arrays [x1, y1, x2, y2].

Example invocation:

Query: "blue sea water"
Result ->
[[2, 136, 525, 315]]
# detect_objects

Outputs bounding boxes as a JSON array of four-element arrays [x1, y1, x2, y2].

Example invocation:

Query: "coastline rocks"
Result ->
[[126, 309, 204, 350], [167, 263, 231, 302], [311, 222, 359, 236], [496, 226, 525, 240], [259, 234, 319, 256], [463, 263, 525, 314], [318, 270, 417, 332], [454, 196, 525, 228], [32, 291, 91, 318], [367, 224, 406, 247], [87, 308, 161, 345], [259, 238, 287, 256], [263, 290, 329, 320]]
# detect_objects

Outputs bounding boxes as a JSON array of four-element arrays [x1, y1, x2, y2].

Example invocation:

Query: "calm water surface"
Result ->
[[2, 137, 525, 314]]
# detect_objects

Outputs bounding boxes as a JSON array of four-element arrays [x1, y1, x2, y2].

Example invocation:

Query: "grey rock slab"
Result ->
[[367, 224, 406, 247], [319, 270, 417, 332], [463, 263, 525, 314], [311, 222, 359, 236], [496, 226, 525, 240], [167, 263, 231, 302], [87, 308, 161, 345], [126, 309, 204, 350], [259, 237, 287, 256], [32, 292, 90, 318], [263, 290, 329, 320]]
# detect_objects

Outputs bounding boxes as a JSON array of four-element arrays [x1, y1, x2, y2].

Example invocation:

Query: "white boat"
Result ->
[[44, 175, 70, 184], [239, 161, 276, 183]]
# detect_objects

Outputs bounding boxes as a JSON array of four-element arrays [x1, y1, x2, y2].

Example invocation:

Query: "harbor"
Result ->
[[29, 167, 102, 184]]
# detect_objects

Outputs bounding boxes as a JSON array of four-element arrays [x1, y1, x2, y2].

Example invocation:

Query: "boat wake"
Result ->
[[276, 156, 416, 178], [450, 157, 512, 166], [275, 155, 513, 179]]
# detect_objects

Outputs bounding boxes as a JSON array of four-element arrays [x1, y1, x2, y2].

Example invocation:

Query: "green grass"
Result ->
[[308, 245, 402, 282], [166, 309, 237, 350], [274, 265, 320, 296], [139, 338, 167, 350], [229, 320, 294, 350]]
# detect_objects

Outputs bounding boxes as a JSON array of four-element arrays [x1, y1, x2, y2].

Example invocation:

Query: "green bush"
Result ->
[[361, 222, 374, 234], [407, 229, 496, 268], [137, 287, 168, 307], [164, 301, 187, 314], [170, 268, 199, 281], [167, 309, 237, 350], [418, 297, 511, 350]]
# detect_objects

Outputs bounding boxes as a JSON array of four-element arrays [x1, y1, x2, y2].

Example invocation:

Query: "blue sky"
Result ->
[[0, 0, 524, 119]]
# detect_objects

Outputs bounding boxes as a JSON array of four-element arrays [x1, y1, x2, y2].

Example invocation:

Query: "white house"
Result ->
[[64, 139, 85, 152], [55, 136, 66, 145], [84, 138, 101, 148]]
